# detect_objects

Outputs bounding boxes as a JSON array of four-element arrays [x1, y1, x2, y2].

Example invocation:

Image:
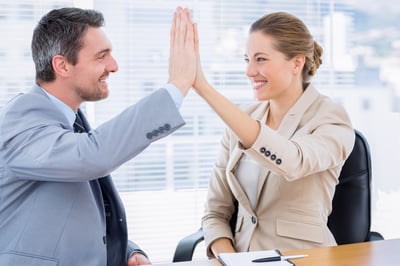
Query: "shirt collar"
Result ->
[[39, 87, 77, 128]]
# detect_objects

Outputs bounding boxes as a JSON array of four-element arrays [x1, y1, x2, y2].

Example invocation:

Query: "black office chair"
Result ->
[[172, 129, 384, 262]]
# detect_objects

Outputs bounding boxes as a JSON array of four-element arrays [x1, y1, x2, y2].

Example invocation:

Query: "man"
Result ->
[[0, 6, 195, 266]]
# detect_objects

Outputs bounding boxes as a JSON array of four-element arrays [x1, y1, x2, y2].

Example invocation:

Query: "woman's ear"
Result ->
[[52, 55, 70, 77], [293, 54, 305, 75]]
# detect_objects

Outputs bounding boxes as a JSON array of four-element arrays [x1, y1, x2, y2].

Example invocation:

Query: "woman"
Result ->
[[192, 12, 355, 257]]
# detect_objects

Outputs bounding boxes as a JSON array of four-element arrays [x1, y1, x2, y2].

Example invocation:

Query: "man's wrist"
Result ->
[[164, 83, 184, 109]]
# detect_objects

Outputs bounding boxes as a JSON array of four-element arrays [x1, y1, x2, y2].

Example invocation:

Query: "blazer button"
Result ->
[[276, 158, 282, 165], [264, 150, 271, 157], [260, 147, 266, 153], [146, 132, 153, 139], [270, 154, 276, 160], [251, 216, 257, 224], [164, 123, 171, 130]]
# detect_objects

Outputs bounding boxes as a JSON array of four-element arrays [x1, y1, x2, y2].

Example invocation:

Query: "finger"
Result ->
[[177, 9, 187, 49], [181, 8, 194, 50], [185, 21, 194, 50], [172, 8, 182, 51], [184, 8, 193, 24], [173, 8, 182, 47], [193, 23, 202, 71], [194, 23, 199, 53], [170, 10, 177, 48], [126, 257, 137, 266]]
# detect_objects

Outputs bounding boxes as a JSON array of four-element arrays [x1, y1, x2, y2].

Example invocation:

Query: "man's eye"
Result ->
[[244, 58, 249, 63], [257, 57, 266, 62]]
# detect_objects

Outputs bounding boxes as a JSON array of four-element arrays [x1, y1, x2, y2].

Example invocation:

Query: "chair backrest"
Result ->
[[327, 129, 372, 244]]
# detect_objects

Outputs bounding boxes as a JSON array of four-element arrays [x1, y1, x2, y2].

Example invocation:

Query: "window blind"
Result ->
[[3, 0, 397, 263]]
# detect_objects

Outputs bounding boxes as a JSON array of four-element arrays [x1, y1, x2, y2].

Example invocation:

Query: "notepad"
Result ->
[[217, 250, 295, 266]]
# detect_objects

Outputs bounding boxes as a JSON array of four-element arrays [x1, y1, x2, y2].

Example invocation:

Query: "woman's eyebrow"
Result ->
[[244, 52, 269, 58]]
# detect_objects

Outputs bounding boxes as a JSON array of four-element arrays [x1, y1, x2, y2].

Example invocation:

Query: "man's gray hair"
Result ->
[[32, 7, 104, 83]]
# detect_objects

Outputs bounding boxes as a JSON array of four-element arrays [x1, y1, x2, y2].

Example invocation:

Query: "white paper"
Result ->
[[218, 250, 294, 266]]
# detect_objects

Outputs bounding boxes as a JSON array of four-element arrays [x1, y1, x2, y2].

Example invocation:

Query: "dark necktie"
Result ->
[[73, 114, 86, 133], [73, 110, 128, 265]]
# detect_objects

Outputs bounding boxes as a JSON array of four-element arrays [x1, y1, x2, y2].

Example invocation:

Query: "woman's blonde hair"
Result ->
[[250, 11, 323, 84]]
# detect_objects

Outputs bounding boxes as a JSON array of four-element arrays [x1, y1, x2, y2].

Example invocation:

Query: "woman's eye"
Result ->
[[256, 57, 266, 62], [244, 58, 249, 63]]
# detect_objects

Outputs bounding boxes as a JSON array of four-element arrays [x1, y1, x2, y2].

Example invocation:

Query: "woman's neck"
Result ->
[[266, 84, 304, 130]]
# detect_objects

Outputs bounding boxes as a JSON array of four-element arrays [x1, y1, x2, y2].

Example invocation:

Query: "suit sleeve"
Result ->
[[240, 102, 354, 181], [126, 240, 148, 260], [3, 88, 185, 182]]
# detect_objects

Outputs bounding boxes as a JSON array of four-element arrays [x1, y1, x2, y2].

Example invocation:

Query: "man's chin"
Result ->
[[84, 92, 109, 102], [96, 88, 109, 100]]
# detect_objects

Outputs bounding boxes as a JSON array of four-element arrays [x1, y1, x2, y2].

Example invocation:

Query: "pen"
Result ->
[[252, 254, 308, 263]]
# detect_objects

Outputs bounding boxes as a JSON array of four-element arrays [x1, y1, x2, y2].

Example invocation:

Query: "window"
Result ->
[[2, 0, 400, 263]]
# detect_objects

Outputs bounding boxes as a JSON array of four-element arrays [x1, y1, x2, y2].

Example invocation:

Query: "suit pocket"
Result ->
[[276, 208, 326, 244], [0, 251, 58, 266]]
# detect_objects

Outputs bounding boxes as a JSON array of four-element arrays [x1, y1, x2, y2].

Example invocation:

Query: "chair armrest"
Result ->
[[172, 228, 205, 262], [368, 231, 384, 241]]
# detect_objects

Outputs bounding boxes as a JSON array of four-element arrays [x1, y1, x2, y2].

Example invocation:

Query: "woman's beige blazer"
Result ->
[[202, 85, 355, 257]]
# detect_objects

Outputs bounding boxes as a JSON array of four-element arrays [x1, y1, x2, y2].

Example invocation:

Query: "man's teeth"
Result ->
[[253, 81, 267, 87]]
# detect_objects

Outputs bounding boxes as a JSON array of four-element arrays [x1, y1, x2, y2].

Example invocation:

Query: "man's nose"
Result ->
[[107, 56, 118, 73]]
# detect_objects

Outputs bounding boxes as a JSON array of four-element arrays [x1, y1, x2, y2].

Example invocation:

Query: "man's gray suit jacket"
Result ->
[[0, 84, 185, 266]]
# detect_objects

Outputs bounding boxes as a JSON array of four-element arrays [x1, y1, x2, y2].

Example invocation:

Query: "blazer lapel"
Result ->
[[277, 85, 320, 139]]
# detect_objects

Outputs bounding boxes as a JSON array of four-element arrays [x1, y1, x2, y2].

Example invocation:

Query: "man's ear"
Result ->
[[293, 54, 305, 75], [52, 55, 70, 77]]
